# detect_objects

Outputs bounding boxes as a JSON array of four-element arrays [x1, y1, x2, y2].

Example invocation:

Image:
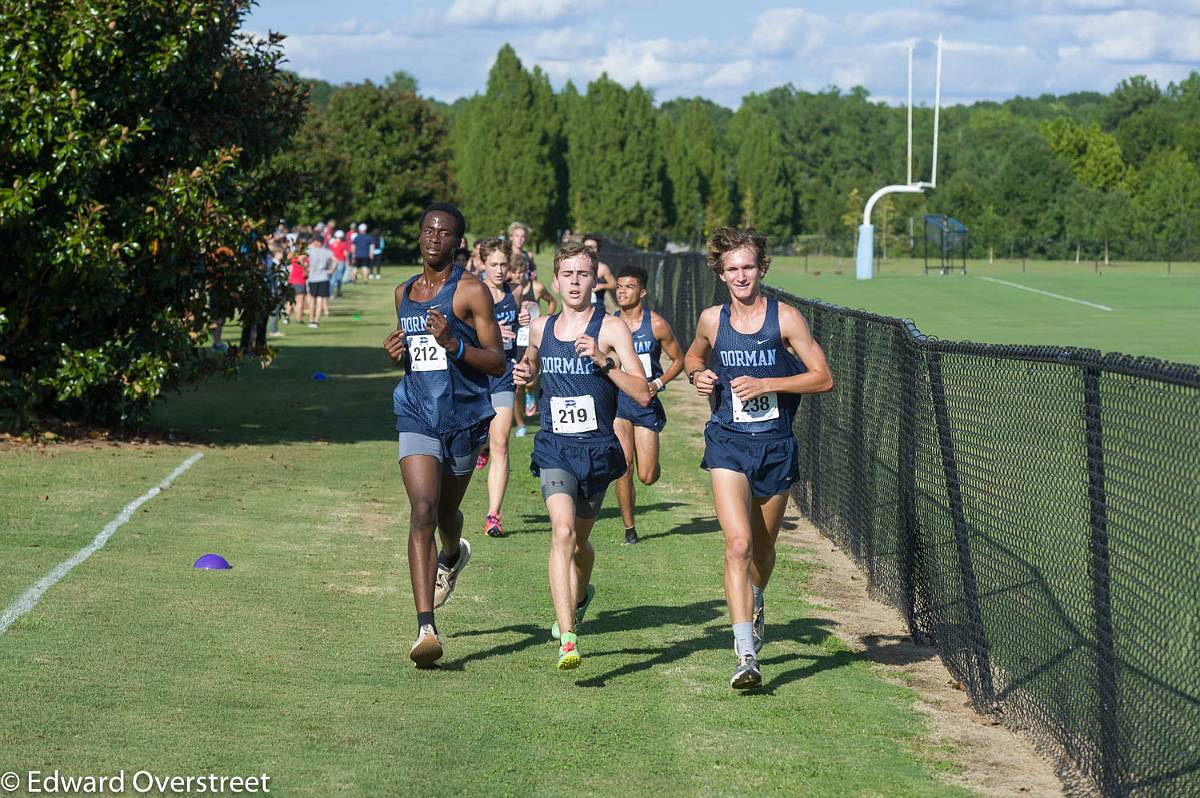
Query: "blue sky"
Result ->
[[243, 1, 1200, 107]]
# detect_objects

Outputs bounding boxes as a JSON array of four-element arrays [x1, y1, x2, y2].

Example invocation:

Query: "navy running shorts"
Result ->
[[530, 432, 626, 499], [616, 393, 666, 432], [700, 422, 799, 498]]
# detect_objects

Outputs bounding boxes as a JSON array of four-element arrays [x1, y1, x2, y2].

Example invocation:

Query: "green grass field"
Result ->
[[0, 271, 977, 797], [763, 255, 1200, 365]]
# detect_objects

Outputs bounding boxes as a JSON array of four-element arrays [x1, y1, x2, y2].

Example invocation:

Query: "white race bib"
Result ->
[[550, 395, 598, 434], [409, 334, 447, 372], [638, 352, 653, 376], [591, 291, 599, 305], [516, 326, 530, 347], [732, 391, 779, 423]]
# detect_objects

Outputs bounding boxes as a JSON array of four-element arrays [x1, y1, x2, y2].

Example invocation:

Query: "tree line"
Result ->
[[289, 45, 1200, 262]]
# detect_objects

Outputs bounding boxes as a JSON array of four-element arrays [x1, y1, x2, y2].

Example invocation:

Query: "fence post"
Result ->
[[1083, 365, 1123, 796], [898, 325, 922, 640], [928, 352, 996, 707]]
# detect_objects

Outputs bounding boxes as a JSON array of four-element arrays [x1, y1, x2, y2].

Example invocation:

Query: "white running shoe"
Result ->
[[409, 624, 443, 668], [433, 539, 472, 608]]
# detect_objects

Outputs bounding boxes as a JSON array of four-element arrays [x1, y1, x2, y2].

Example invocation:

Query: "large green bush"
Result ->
[[0, 0, 307, 430]]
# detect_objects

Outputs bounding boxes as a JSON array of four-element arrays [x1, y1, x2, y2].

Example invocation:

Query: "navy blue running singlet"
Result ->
[[538, 308, 617, 439], [710, 298, 804, 437], [616, 307, 662, 381], [393, 265, 494, 434]]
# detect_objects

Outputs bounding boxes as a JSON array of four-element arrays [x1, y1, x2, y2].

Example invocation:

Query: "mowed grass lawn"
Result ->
[[0, 269, 981, 797], [765, 256, 1200, 365]]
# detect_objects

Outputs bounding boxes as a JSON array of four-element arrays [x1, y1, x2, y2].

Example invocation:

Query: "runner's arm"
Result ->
[[651, 312, 685, 388], [535, 281, 558, 315], [598, 316, 651, 408], [513, 316, 547, 387], [683, 306, 720, 396], [731, 304, 834, 401], [445, 279, 506, 377]]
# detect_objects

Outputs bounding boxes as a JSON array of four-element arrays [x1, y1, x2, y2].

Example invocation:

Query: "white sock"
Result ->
[[733, 622, 756, 658]]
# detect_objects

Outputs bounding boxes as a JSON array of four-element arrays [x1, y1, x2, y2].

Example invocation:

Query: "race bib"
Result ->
[[409, 334, 447, 372], [551, 395, 598, 434], [591, 291, 599, 305], [503, 329, 515, 351], [638, 352, 653, 376], [732, 391, 779, 423], [516, 326, 530, 347]]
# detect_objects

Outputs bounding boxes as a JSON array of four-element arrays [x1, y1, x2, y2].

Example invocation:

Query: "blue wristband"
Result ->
[[453, 338, 465, 361]]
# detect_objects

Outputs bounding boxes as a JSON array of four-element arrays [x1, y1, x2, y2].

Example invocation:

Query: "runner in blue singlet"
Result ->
[[684, 227, 834, 691], [384, 203, 506, 669], [611, 264, 685, 545], [477, 237, 519, 539], [513, 241, 650, 672]]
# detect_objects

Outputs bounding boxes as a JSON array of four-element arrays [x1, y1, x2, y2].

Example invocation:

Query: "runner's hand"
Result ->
[[384, 330, 407, 364], [513, 360, 533, 387], [731, 375, 769, 401], [647, 380, 660, 399], [518, 303, 534, 327], [426, 307, 453, 348], [575, 334, 603, 367], [499, 322, 516, 343], [693, 369, 719, 397]]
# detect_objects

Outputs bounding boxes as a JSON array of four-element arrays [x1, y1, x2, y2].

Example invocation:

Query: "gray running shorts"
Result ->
[[490, 391, 516, 413], [398, 432, 482, 476], [539, 468, 606, 519]]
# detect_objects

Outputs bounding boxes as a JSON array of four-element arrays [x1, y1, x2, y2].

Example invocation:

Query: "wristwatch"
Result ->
[[599, 357, 616, 374], [687, 370, 697, 385]]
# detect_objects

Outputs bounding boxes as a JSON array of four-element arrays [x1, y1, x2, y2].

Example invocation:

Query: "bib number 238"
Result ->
[[551, 395, 598, 434], [409, 334, 448, 372], [732, 391, 779, 423]]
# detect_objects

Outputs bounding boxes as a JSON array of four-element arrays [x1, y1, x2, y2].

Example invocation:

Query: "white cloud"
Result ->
[[703, 60, 757, 90], [750, 8, 830, 58], [445, 0, 606, 26], [527, 26, 606, 58]]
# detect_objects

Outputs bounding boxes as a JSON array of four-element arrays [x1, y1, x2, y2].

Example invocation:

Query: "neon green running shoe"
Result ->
[[556, 632, 581, 671], [551, 583, 596, 639]]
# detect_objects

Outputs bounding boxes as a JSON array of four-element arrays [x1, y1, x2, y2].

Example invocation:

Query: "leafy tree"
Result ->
[[322, 82, 455, 256], [1129, 148, 1200, 254], [0, 0, 307, 429], [566, 75, 667, 233], [455, 46, 561, 242], [731, 108, 794, 238], [660, 98, 732, 241]]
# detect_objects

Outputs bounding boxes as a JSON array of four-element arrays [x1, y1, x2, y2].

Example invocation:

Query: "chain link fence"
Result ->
[[602, 240, 1200, 798]]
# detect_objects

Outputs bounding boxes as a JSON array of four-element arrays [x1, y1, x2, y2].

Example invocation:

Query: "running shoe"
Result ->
[[308, 322, 319, 329], [485, 513, 505, 538], [433, 538, 472, 608], [556, 632, 581, 671], [514, 426, 527, 438], [730, 655, 761, 689], [475, 450, 489, 470], [409, 624, 443, 669], [551, 583, 595, 639], [623, 529, 639, 545]]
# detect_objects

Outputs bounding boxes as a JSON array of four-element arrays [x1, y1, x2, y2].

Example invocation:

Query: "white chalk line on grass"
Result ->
[[0, 452, 204, 635], [979, 276, 1114, 311]]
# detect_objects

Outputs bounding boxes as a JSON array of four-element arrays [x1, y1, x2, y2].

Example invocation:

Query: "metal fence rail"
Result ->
[[603, 242, 1200, 798]]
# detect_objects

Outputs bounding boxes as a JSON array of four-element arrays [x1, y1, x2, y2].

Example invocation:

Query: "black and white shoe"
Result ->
[[623, 529, 639, 545], [730, 655, 762, 690]]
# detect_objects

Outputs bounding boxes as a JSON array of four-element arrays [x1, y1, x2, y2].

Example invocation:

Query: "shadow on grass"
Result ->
[[567, 600, 854, 692], [513, 501, 688, 528], [441, 623, 548, 669], [637, 514, 720, 541]]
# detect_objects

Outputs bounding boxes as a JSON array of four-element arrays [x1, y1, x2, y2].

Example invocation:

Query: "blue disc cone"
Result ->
[[312, 371, 328, 381], [193, 553, 232, 570]]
